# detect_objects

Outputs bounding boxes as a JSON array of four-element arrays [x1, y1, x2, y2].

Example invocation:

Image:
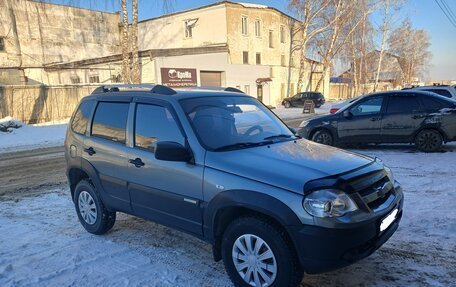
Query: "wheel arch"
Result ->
[[67, 158, 105, 202], [413, 126, 448, 143], [309, 126, 337, 142]]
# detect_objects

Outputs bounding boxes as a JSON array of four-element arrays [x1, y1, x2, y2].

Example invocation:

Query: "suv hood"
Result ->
[[205, 139, 374, 194]]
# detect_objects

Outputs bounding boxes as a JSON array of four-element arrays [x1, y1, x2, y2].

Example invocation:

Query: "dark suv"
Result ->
[[66, 85, 403, 287], [299, 90, 456, 152], [282, 92, 325, 108]]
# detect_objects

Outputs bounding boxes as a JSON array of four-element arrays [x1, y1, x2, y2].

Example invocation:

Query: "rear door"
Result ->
[[381, 94, 424, 143], [125, 101, 204, 235], [337, 95, 385, 143], [84, 101, 132, 212]]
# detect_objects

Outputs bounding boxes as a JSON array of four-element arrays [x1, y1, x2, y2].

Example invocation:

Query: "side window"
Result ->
[[91, 102, 129, 144], [386, 96, 421, 114], [420, 96, 445, 111], [423, 89, 452, 98], [350, 96, 384, 116], [134, 104, 184, 152], [71, 100, 94, 135]]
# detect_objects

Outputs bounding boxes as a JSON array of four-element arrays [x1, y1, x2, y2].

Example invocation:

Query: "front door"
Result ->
[[257, 84, 263, 102], [381, 94, 425, 143], [126, 102, 204, 235], [337, 95, 385, 143]]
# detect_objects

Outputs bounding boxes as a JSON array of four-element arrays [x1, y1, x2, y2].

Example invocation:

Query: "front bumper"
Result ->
[[288, 188, 404, 274]]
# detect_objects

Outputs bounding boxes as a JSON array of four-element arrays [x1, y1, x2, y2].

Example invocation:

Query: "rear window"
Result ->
[[71, 100, 94, 135], [91, 102, 129, 143], [386, 96, 421, 114]]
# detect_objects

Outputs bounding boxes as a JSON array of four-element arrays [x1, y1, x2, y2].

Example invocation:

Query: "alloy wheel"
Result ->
[[417, 131, 441, 151]]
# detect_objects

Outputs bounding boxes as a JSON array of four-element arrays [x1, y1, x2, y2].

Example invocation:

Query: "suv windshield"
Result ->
[[180, 96, 295, 151]]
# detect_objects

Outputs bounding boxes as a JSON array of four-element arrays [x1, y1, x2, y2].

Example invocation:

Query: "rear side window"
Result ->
[[91, 102, 129, 144], [134, 104, 184, 152], [386, 96, 421, 114], [423, 89, 452, 98], [71, 100, 94, 135], [420, 96, 447, 111]]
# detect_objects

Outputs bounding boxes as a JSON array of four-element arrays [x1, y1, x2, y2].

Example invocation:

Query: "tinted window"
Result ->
[[135, 104, 184, 152], [386, 96, 421, 114], [423, 89, 452, 98], [350, 96, 383, 116], [91, 102, 129, 143], [71, 100, 94, 135], [420, 96, 448, 111]]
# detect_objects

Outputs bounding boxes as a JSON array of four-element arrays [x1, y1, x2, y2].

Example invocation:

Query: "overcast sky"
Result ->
[[39, 0, 456, 81]]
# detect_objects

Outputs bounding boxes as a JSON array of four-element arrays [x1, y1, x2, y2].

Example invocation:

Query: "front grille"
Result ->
[[348, 171, 394, 211]]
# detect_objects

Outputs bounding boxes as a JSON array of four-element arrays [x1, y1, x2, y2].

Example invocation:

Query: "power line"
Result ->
[[434, 0, 456, 29], [441, 0, 456, 24]]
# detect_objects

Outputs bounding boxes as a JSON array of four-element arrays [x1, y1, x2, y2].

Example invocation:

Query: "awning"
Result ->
[[256, 77, 272, 84]]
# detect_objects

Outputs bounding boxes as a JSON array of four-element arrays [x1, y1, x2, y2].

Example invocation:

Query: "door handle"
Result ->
[[129, 158, 145, 168], [370, 117, 380, 122], [412, 114, 424, 119], [83, 147, 96, 156]]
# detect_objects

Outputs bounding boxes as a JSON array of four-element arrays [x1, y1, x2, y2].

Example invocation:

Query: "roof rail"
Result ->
[[177, 86, 245, 94], [91, 84, 177, 95]]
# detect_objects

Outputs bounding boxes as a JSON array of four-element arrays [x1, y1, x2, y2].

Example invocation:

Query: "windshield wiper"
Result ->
[[263, 134, 295, 141], [214, 141, 273, 151]]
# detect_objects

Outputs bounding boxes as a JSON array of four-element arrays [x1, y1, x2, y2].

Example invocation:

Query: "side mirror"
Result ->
[[289, 127, 297, 135], [155, 141, 192, 162], [343, 110, 352, 118]]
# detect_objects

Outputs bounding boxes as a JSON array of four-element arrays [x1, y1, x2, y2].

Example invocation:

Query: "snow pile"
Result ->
[[273, 103, 335, 120], [0, 117, 68, 154]]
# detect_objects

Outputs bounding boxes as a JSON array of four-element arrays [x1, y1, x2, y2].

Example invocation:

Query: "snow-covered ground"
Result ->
[[273, 101, 336, 120], [0, 145, 455, 287], [0, 117, 68, 154]]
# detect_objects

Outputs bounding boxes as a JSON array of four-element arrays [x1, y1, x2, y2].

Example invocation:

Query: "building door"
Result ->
[[200, 71, 222, 87], [257, 85, 263, 102]]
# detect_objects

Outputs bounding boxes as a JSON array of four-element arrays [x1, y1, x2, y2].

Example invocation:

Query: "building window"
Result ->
[[244, 85, 250, 94], [70, 75, 81, 84], [89, 75, 100, 83], [0, 37, 4, 51], [281, 54, 286, 66], [269, 30, 274, 48], [280, 25, 286, 43], [241, 16, 248, 35], [256, 53, 261, 65], [184, 19, 198, 38], [111, 74, 121, 83], [243, 51, 249, 64], [255, 19, 261, 37]]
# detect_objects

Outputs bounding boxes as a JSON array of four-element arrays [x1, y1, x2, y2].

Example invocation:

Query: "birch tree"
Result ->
[[121, 0, 130, 83]]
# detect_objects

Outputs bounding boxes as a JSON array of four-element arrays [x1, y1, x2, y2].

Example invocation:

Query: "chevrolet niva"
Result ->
[[65, 85, 403, 287]]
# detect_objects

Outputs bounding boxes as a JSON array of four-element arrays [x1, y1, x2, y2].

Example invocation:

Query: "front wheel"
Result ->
[[311, 129, 334, 146], [284, 101, 291, 108], [415, 129, 442, 152], [221, 217, 303, 287]]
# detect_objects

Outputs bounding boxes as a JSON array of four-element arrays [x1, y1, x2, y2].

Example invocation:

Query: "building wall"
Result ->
[[0, 0, 121, 83], [138, 4, 228, 51]]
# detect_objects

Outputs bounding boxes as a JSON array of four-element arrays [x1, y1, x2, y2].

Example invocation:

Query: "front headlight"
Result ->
[[303, 189, 358, 218], [384, 165, 394, 182], [299, 120, 309, 128]]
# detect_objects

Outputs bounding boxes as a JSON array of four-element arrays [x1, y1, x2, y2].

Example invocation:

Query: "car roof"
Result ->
[[83, 84, 250, 102], [349, 90, 456, 103]]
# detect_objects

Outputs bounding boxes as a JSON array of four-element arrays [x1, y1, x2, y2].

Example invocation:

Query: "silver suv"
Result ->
[[65, 84, 403, 287]]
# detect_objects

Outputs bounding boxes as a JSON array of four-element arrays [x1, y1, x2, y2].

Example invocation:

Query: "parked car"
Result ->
[[299, 90, 456, 152], [66, 84, 403, 287], [329, 96, 361, 114], [282, 92, 325, 108], [410, 85, 456, 99]]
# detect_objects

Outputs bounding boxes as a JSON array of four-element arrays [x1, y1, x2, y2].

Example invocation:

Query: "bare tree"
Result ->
[[131, 0, 140, 84], [388, 19, 432, 85], [121, 0, 130, 84], [373, 0, 404, 92]]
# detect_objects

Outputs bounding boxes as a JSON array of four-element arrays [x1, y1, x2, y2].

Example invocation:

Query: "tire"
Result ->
[[415, 129, 443, 152], [221, 217, 303, 287], [284, 101, 291, 108], [74, 180, 116, 235], [311, 129, 334, 146]]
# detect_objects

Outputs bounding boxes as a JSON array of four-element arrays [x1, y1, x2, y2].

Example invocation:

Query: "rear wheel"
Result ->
[[311, 129, 334, 146], [74, 180, 116, 235], [415, 129, 442, 152], [221, 217, 303, 287]]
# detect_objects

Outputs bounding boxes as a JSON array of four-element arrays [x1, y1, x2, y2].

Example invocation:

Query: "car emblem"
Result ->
[[374, 182, 389, 198]]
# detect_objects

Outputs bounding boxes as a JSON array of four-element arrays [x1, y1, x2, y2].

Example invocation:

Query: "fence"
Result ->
[[0, 85, 99, 124]]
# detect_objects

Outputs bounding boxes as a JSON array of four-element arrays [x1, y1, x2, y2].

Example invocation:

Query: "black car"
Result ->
[[282, 92, 325, 108], [298, 90, 456, 152]]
